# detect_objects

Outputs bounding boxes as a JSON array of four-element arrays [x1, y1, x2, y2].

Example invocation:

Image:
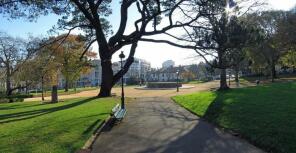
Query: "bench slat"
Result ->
[[114, 109, 126, 119], [111, 104, 120, 114], [111, 104, 126, 121]]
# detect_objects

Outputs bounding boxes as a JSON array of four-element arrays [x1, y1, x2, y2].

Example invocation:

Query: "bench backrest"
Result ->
[[112, 104, 121, 113]]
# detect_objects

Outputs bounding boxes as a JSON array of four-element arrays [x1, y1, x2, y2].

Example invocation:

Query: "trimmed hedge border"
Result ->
[[146, 82, 182, 88], [0, 94, 32, 103]]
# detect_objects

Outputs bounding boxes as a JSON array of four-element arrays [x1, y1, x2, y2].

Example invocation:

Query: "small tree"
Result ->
[[280, 51, 296, 71], [181, 71, 196, 82], [0, 32, 36, 96], [51, 34, 96, 92]]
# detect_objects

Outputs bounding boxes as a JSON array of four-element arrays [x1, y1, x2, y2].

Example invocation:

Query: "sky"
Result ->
[[0, 0, 296, 68]]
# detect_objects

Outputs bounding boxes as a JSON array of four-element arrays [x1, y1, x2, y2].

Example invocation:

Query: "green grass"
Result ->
[[172, 82, 296, 153], [31, 87, 98, 97], [184, 80, 206, 84], [0, 97, 118, 153]]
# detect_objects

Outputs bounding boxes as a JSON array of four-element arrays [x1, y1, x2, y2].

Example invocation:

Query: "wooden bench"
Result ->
[[111, 104, 126, 121]]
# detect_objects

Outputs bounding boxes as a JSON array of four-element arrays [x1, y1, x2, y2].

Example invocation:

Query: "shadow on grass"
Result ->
[[82, 115, 109, 135], [0, 97, 98, 124], [200, 84, 296, 153], [0, 103, 45, 110], [97, 97, 260, 153]]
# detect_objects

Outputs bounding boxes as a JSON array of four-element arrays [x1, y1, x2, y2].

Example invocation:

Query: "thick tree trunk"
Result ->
[[98, 60, 113, 97], [64, 79, 69, 92], [74, 82, 77, 93], [51, 85, 58, 103], [41, 76, 44, 101], [25, 81, 28, 94], [235, 68, 240, 87], [217, 49, 229, 91], [271, 61, 276, 82], [97, 36, 137, 97], [235, 66, 239, 83], [6, 75, 12, 96], [219, 68, 229, 90]]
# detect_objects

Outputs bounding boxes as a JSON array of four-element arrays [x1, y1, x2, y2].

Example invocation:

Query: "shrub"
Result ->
[[0, 98, 24, 103], [0, 94, 31, 103]]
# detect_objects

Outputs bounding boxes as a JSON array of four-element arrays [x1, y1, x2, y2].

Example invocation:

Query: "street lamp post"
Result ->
[[176, 71, 179, 92], [119, 51, 126, 109]]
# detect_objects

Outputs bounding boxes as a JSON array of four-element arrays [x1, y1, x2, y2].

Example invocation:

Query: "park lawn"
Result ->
[[183, 80, 207, 84], [172, 82, 296, 153], [31, 87, 98, 97], [0, 97, 118, 153]]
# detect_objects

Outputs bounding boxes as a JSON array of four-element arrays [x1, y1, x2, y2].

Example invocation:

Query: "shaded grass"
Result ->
[[0, 97, 118, 153], [172, 82, 296, 153]]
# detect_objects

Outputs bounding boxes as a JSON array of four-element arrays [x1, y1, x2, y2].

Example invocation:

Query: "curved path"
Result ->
[[91, 97, 264, 153]]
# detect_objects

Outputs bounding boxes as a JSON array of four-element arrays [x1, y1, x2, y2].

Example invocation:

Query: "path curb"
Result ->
[[77, 116, 113, 153]]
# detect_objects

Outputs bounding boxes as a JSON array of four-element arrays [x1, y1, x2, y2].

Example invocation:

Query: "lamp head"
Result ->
[[119, 51, 125, 59]]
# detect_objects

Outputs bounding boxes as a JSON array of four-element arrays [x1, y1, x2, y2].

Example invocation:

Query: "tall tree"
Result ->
[[140, 0, 262, 90], [0, 32, 35, 96], [0, 0, 210, 97], [277, 11, 296, 72], [192, 1, 262, 90], [246, 11, 287, 82], [277, 9, 296, 49]]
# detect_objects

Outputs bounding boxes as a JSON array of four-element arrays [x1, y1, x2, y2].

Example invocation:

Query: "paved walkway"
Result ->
[[91, 97, 264, 153]]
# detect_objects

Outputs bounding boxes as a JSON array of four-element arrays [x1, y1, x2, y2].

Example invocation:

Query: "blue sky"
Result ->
[[0, 14, 58, 38], [1, 0, 296, 68]]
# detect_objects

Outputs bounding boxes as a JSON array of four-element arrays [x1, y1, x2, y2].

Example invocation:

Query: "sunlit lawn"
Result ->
[[0, 97, 118, 153], [31, 87, 99, 97], [185, 80, 206, 84], [173, 82, 296, 153]]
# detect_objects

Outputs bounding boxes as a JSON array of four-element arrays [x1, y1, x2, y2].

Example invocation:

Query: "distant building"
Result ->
[[58, 59, 102, 88], [162, 60, 175, 69], [76, 59, 102, 87], [58, 58, 152, 88], [147, 66, 184, 82], [113, 58, 151, 84], [127, 58, 151, 80]]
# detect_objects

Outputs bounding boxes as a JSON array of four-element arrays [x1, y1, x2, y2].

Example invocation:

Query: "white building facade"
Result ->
[[113, 58, 151, 84], [162, 60, 175, 69], [76, 59, 102, 87], [147, 67, 184, 82], [58, 59, 102, 88], [58, 58, 151, 87]]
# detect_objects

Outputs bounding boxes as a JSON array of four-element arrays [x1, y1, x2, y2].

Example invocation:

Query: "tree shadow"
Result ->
[[135, 96, 261, 153], [0, 103, 45, 110], [100, 118, 117, 132], [82, 114, 110, 135], [138, 123, 259, 153], [0, 97, 98, 124], [93, 96, 262, 153]]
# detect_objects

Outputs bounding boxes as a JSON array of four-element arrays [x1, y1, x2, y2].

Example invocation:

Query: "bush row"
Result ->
[[0, 94, 33, 103]]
